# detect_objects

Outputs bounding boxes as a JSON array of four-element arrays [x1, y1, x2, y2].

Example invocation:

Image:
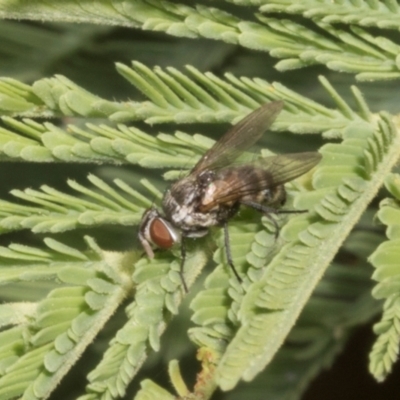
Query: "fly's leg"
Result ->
[[179, 236, 189, 293], [241, 200, 307, 239], [223, 223, 242, 283]]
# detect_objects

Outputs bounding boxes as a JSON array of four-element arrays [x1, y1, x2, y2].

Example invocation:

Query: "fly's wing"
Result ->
[[191, 101, 284, 174], [255, 151, 322, 186], [200, 152, 321, 209]]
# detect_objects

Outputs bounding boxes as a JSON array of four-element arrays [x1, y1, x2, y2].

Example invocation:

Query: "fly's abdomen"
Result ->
[[199, 166, 285, 211], [238, 167, 286, 206]]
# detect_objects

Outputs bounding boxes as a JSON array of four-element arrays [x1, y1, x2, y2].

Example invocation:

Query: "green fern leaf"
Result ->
[[369, 173, 400, 381]]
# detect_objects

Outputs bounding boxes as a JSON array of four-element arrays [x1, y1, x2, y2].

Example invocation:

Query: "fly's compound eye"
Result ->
[[139, 209, 181, 259], [149, 217, 181, 249]]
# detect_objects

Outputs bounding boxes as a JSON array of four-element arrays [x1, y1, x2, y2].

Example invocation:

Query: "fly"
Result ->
[[138, 101, 321, 292]]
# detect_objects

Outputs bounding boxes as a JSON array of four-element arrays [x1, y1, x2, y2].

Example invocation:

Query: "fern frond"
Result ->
[[368, 173, 400, 381], [79, 248, 207, 400], [0, 75, 115, 118], [0, 236, 132, 400], [2, 62, 373, 138], [135, 379, 175, 400], [0, 175, 159, 235], [261, 0, 400, 30], [1, 1, 400, 81], [225, 232, 379, 400], [0, 64, 323, 126], [0, 115, 206, 165]]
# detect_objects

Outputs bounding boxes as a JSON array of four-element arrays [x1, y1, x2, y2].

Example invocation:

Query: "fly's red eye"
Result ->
[[150, 218, 175, 249]]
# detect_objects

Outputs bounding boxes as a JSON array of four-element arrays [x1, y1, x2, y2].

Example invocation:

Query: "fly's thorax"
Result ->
[[201, 179, 230, 209], [215, 202, 240, 224], [166, 176, 200, 206], [197, 170, 216, 189], [162, 186, 221, 230], [162, 182, 231, 231], [162, 184, 196, 224]]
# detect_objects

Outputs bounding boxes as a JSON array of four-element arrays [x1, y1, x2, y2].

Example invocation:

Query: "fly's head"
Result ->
[[138, 208, 181, 259]]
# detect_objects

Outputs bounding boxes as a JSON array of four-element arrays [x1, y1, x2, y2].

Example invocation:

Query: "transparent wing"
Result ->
[[191, 101, 284, 173], [200, 152, 321, 209], [254, 152, 322, 186]]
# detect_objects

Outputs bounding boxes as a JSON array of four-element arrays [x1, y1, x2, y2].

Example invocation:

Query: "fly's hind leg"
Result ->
[[240, 200, 307, 239]]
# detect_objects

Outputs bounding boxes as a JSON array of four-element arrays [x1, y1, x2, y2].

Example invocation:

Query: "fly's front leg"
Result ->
[[223, 223, 242, 283], [179, 236, 189, 293]]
